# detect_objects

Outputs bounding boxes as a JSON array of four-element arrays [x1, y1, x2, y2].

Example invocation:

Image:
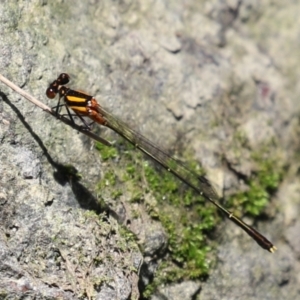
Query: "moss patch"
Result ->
[[228, 150, 283, 216], [95, 140, 219, 292], [95, 136, 283, 297]]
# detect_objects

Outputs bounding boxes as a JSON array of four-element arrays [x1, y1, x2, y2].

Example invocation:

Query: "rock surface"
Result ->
[[1, 0, 300, 299]]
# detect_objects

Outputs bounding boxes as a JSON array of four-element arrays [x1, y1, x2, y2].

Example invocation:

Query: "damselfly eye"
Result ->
[[46, 87, 56, 99], [58, 73, 70, 85]]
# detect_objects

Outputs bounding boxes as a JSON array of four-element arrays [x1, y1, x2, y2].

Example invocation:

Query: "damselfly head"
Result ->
[[46, 73, 70, 99]]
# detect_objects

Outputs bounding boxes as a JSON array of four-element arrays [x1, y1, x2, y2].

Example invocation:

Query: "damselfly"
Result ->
[[46, 73, 276, 253]]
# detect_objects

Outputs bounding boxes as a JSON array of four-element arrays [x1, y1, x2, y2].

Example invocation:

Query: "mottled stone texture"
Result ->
[[1, 0, 300, 299]]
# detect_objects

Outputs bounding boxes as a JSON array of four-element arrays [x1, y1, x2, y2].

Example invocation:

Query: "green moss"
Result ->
[[118, 226, 138, 244], [95, 141, 118, 160], [94, 136, 283, 297], [95, 140, 218, 292], [129, 191, 143, 203], [144, 162, 179, 204], [159, 212, 213, 274], [97, 170, 117, 188], [145, 160, 217, 280], [141, 143, 283, 297], [228, 146, 283, 217]]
